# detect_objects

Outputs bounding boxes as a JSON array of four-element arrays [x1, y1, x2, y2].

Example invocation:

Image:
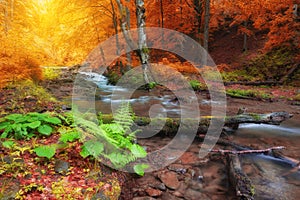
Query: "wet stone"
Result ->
[[136, 174, 160, 188], [184, 188, 207, 200], [54, 159, 70, 175], [159, 171, 180, 190], [161, 192, 181, 200], [188, 179, 203, 191], [152, 183, 166, 191], [176, 182, 189, 195], [167, 164, 187, 174], [145, 188, 162, 197], [173, 191, 184, 198]]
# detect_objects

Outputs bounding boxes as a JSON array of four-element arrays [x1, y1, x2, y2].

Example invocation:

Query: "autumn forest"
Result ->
[[0, 0, 300, 199]]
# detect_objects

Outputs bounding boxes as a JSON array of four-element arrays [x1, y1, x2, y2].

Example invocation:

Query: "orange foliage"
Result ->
[[0, 0, 298, 77], [0, 52, 42, 88], [212, 0, 300, 51]]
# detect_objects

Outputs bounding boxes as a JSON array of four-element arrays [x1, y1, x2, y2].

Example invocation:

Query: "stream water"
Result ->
[[236, 120, 300, 199], [76, 72, 300, 199]]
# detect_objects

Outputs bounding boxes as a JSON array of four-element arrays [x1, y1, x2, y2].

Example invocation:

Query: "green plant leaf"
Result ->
[[81, 140, 104, 158], [130, 144, 147, 158], [4, 114, 27, 123], [42, 116, 61, 125], [80, 145, 90, 158], [0, 121, 10, 130], [38, 124, 53, 135], [2, 140, 15, 149], [59, 130, 80, 143], [34, 145, 56, 159], [133, 164, 149, 176], [0, 128, 11, 138], [25, 121, 41, 129]]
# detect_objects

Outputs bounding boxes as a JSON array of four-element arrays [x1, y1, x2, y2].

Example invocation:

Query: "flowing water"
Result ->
[[77, 72, 300, 199], [236, 120, 300, 199]]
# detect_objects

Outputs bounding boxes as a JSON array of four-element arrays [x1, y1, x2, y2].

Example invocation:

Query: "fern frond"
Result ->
[[113, 101, 135, 134]]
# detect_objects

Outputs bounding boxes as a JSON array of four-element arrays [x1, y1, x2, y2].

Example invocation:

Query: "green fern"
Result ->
[[113, 101, 135, 134], [73, 102, 147, 173]]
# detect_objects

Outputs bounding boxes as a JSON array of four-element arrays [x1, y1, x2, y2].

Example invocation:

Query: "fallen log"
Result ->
[[225, 112, 293, 126], [98, 111, 292, 134], [210, 146, 285, 155], [227, 154, 254, 200], [203, 134, 300, 172]]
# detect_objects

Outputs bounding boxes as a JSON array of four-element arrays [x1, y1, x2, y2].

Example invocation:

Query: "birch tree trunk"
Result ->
[[115, 0, 153, 85], [135, 0, 151, 85]]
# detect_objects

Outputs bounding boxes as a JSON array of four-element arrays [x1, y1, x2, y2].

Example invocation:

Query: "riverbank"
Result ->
[[0, 70, 299, 199]]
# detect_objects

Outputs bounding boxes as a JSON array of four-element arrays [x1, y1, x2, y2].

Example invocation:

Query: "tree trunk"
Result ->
[[203, 0, 210, 52], [110, 0, 120, 55], [115, 0, 154, 85], [125, 0, 132, 69], [100, 111, 292, 134], [243, 21, 248, 52], [135, 0, 151, 85], [193, 0, 203, 42], [203, 0, 210, 66], [160, 0, 164, 45], [227, 154, 254, 200]]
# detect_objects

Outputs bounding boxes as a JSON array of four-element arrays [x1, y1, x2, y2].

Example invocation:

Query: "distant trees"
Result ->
[[211, 0, 300, 53], [0, 0, 298, 88]]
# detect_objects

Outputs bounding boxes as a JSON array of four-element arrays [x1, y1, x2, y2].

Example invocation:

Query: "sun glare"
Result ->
[[36, 0, 51, 7]]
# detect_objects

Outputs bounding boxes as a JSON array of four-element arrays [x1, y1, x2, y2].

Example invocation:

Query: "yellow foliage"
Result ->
[[0, 52, 43, 88]]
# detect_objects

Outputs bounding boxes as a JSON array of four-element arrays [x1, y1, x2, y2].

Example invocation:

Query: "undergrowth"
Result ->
[[0, 102, 148, 176]]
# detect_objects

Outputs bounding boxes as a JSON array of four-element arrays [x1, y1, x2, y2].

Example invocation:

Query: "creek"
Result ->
[[74, 71, 300, 199]]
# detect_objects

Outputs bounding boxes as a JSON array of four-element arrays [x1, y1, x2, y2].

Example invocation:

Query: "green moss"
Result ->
[[246, 47, 294, 81], [148, 82, 157, 89], [189, 80, 207, 91], [226, 88, 273, 99], [249, 113, 261, 121]]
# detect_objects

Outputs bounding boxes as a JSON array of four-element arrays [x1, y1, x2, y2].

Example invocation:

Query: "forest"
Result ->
[[0, 0, 300, 199]]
